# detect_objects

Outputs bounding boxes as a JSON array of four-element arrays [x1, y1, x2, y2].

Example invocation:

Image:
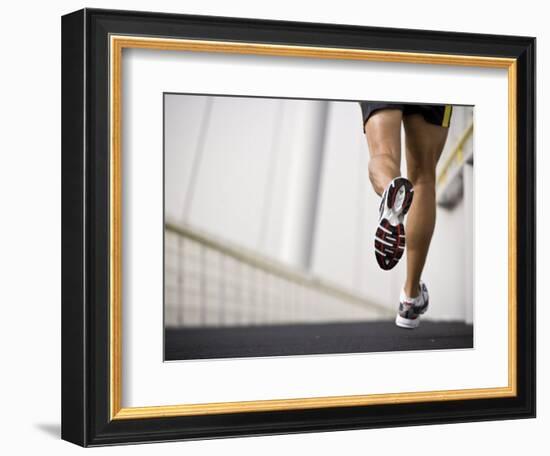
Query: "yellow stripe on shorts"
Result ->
[[442, 105, 453, 127]]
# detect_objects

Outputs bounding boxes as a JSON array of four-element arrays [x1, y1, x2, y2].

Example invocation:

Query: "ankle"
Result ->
[[403, 282, 420, 299]]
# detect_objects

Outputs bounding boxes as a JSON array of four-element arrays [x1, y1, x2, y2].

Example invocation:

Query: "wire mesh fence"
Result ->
[[165, 223, 391, 328]]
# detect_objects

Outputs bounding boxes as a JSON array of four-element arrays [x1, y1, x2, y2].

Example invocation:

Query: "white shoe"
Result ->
[[395, 281, 429, 329], [374, 177, 414, 270]]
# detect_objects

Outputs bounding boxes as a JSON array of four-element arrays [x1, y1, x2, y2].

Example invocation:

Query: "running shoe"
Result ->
[[374, 176, 414, 270], [395, 281, 429, 329]]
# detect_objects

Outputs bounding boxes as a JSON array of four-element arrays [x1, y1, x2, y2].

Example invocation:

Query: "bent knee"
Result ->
[[409, 172, 437, 188], [406, 155, 438, 186]]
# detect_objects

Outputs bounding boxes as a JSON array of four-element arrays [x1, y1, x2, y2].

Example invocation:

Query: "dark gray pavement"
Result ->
[[165, 320, 473, 360]]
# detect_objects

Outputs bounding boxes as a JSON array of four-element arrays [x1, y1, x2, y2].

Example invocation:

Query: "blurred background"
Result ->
[[164, 94, 473, 331]]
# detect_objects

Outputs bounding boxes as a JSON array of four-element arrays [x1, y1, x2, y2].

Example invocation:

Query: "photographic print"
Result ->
[[163, 94, 474, 360]]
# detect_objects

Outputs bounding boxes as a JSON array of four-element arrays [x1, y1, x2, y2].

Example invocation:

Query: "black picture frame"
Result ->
[[62, 7, 535, 447]]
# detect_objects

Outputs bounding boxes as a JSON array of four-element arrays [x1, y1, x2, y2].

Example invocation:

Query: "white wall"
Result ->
[[0, 1, 545, 455], [165, 95, 328, 262]]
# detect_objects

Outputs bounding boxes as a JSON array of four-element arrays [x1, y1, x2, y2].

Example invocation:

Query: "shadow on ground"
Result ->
[[35, 423, 60, 439]]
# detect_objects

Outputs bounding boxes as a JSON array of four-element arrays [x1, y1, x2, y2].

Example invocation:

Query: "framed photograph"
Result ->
[[61, 8, 535, 447]]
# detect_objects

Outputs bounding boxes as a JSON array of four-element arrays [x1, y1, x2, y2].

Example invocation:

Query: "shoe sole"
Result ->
[[374, 178, 414, 270], [395, 313, 420, 329]]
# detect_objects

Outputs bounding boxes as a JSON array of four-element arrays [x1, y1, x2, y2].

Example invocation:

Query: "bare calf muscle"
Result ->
[[364, 109, 402, 195]]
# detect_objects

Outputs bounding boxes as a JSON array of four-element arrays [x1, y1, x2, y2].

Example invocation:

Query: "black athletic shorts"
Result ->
[[359, 102, 453, 132]]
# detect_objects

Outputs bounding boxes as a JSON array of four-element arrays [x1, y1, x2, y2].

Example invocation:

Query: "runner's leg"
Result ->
[[402, 114, 448, 297], [364, 109, 403, 195]]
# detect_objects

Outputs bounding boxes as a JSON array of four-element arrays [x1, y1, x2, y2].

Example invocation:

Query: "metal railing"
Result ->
[[437, 122, 474, 187], [164, 221, 392, 327]]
